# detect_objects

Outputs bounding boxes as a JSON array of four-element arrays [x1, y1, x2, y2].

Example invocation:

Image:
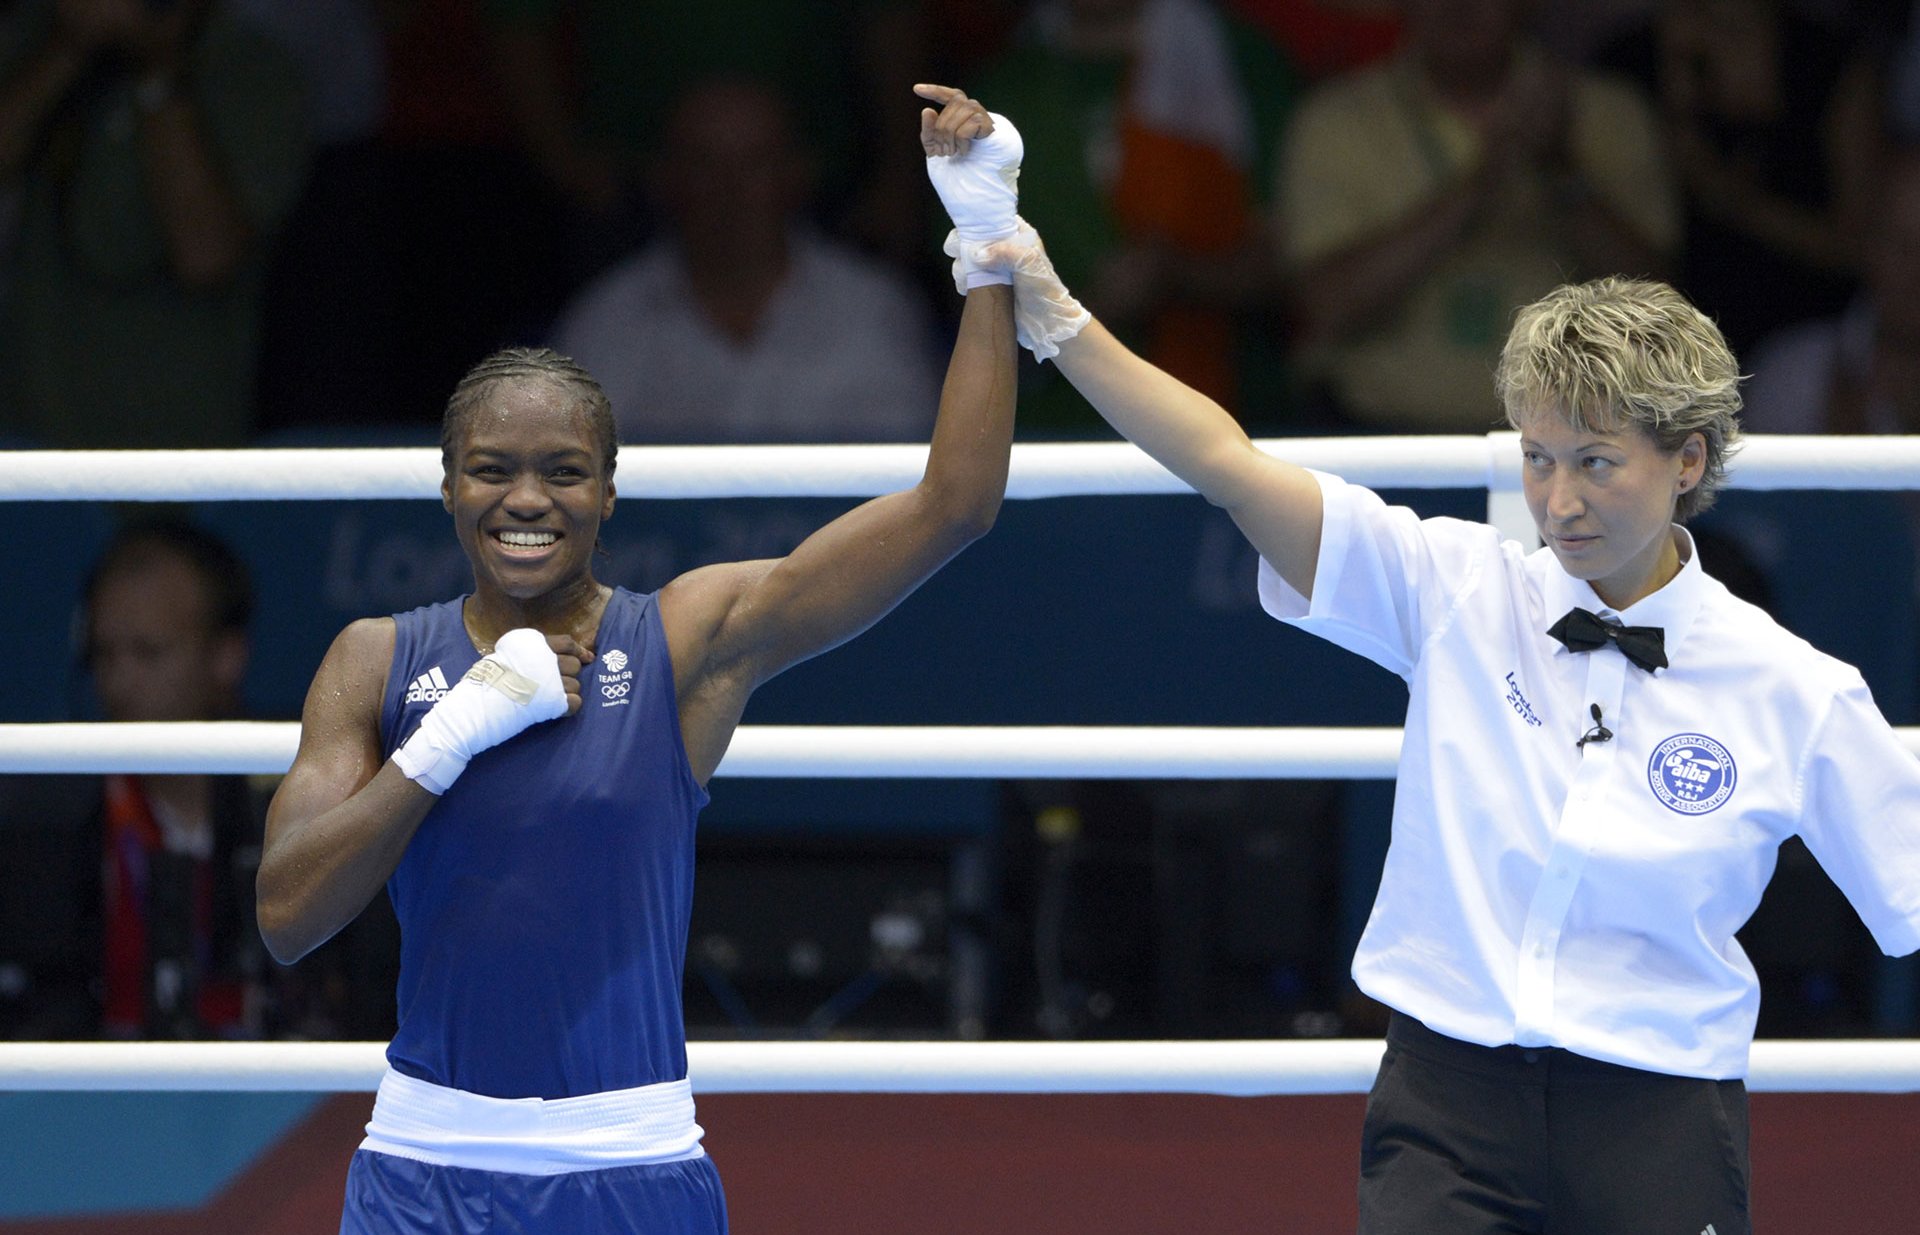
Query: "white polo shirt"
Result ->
[[1258, 472, 1920, 1079]]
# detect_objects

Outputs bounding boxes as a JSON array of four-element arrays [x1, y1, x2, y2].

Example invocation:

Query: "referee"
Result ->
[[924, 141, 1920, 1230]]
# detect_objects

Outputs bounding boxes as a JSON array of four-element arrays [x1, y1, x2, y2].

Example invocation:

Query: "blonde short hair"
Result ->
[[1495, 277, 1743, 521]]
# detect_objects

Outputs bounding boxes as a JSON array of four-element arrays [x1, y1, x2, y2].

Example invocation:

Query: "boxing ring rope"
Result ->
[[8, 432, 1920, 1098], [5, 720, 1920, 777], [5, 1038, 1920, 1094], [5, 433, 1920, 503]]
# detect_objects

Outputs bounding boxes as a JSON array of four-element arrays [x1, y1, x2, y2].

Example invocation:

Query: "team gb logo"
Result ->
[[598, 648, 634, 707]]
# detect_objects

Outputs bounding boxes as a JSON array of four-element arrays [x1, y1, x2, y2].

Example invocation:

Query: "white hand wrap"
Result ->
[[392, 627, 569, 794], [956, 223, 1092, 362], [925, 113, 1023, 287]]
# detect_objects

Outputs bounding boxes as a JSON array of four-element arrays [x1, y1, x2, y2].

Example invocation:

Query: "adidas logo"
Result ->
[[404, 666, 452, 703], [1702, 1225, 1718, 1235]]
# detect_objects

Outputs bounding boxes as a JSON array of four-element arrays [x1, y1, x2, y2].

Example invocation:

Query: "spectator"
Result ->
[[482, 0, 933, 277], [0, 0, 311, 448], [0, 520, 396, 1040], [0, 521, 263, 1039], [1278, 0, 1679, 433], [549, 77, 942, 444]]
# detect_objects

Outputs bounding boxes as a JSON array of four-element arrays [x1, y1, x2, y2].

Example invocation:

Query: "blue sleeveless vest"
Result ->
[[377, 588, 709, 1099]]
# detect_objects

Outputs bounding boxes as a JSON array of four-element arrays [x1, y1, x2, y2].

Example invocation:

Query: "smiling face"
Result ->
[[442, 376, 616, 607], [1518, 409, 1705, 610]]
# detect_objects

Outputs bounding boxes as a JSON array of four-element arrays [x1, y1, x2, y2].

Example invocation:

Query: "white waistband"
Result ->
[[359, 1067, 705, 1176]]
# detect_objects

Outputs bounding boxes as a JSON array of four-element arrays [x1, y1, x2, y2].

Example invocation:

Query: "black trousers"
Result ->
[[1358, 1013, 1751, 1235]]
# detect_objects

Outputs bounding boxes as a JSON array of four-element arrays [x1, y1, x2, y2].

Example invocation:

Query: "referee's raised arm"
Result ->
[[1046, 317, 1326, 598]]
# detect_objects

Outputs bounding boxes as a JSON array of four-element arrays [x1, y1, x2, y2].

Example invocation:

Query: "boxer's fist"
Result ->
[[393, 627, 577, 793]]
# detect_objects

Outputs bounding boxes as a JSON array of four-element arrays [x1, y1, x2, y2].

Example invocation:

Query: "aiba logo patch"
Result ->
[[1648, 734, 1737, 815]]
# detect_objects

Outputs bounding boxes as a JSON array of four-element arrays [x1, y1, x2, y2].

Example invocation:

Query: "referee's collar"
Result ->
[[1540, 526, 1705, 667]]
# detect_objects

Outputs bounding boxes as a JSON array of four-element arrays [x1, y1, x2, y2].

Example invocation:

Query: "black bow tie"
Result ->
[[1547, 607, 1668, 673]]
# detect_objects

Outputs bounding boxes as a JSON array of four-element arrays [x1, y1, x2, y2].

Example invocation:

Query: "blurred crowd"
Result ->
[[0, 0, 1915, 450], [6, 0, 1920, 1042]]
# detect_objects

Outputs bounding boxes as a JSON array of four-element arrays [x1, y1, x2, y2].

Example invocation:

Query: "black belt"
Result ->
[[1385, 1011, 1705, 1087]]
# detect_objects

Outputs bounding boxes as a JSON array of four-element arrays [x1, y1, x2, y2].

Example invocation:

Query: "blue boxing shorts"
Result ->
[[340, 1067, 727, 1234], [341, 1149, 727, 1234]]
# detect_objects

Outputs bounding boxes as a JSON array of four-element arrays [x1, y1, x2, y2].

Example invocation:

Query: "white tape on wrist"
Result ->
[[393, 628, 568, 794], [391, 726, 464, 796], [946, 230, 1013, 294], [926, 112, 1024, 246]]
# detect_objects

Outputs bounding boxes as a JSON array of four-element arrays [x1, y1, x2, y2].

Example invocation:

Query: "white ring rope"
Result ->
[[5, 434, 1920, 501], [3, 1039, 1918, 1095], [4, 721, 1918, 778], [0, 722, 1406, 777]]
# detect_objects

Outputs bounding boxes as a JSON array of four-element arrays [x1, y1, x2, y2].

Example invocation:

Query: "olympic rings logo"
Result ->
[[601, 682, 631, 699]]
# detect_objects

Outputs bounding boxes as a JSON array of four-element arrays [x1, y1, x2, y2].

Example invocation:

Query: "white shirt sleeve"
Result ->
[[1789, 679, 1920, 960], [1797, 679, 1920, 957], [1256, 470, 1496, 679]]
